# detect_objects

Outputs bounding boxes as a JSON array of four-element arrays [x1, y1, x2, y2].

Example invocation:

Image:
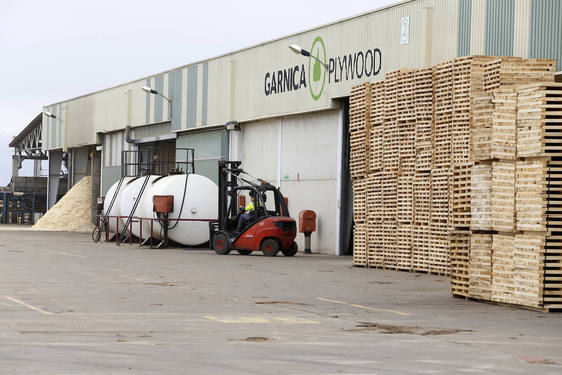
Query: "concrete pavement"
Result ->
[[0, 229, 561, 374]]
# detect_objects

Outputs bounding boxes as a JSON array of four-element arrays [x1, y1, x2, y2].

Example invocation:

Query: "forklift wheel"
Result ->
[[261, 239, 279, 257], [213, 233, 231, 255], [281, 242, 298, 257], [237, 250, 252, 255]]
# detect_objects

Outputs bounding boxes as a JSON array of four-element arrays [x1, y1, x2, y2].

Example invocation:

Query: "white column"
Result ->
[[335, 108, 344, 256], [277, 118, 283, 188]]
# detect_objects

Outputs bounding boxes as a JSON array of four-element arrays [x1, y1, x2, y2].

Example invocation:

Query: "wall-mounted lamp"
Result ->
[[289, 44, 328, 70], [142, 86, 172, 120], [43, 111, 63, 122]]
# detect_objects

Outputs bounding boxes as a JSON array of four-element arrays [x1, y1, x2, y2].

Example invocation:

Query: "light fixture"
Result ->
[[226, 121, 240, 131], [288, 44, 328, 70], [142, 86, 158, 95], [43, 111, 63, 122], [142, 85, 172, 119]]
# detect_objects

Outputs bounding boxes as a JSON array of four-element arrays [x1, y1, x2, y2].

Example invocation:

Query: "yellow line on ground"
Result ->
[[4, 296, 53, 316], [316, 297, 410, 316]]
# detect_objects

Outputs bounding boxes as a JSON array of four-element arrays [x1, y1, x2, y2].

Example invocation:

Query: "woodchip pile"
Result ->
[[32, 176, 94, 232], [350, 55, 560, 311]]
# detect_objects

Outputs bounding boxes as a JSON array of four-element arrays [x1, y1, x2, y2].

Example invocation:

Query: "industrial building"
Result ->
[[34, 0, 562, 254]]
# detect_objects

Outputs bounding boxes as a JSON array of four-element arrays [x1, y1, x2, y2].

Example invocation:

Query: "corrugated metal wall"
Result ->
[[42, 0, 562, 152], [485, 0, 514, 56], [458, 0, 472, 56], [530, 0, 562, 71]]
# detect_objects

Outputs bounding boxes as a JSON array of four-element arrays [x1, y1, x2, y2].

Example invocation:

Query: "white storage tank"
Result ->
[[103, 174, 218, 246], [149, 174, 218, 246], [103, 176, 135, 233], [118, 175, 161, 238]]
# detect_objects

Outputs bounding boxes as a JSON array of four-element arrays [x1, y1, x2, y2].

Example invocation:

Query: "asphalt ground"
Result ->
[[0, 229, 561, 374]]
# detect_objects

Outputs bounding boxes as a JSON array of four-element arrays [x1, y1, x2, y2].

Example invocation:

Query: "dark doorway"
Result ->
[[339, 97, 353, 256]]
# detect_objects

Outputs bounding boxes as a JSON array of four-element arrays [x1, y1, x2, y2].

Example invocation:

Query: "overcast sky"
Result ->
[[0, 0, 400, 185]]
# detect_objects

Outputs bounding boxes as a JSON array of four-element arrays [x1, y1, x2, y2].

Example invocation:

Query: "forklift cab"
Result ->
[[211, 160, 298, 257], [226, 185, 290, 233]]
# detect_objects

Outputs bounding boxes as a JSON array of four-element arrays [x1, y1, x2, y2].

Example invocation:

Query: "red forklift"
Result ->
[[209, 161, 298, 256]]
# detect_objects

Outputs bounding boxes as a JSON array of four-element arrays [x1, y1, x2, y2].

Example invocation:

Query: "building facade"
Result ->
[[42, 0, 562, 254]]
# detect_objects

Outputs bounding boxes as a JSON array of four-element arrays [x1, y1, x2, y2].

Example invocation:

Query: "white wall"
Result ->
[[235, 108, 341, 254]]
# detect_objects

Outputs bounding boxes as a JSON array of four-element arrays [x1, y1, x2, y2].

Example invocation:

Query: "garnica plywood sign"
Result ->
[[263, 36, 382, 101]]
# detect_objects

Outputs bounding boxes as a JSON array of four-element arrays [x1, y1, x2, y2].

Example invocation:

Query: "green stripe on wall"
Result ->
[[168, 69, 183, 131], [202, 62, 209, 126], [530, 0, 562, 71], [145, 78, 151, 124], [187, 66, 198, 128], [485, 0, 514, 56], [458, 0, 472, 56], [154, 75, 164, 122]]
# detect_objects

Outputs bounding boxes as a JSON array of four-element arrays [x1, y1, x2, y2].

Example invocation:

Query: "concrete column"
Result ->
[[72, 147, 90, 186], [91, 149, 101, 224], [33, 160, 42, 177], [11, 156, 20, 178], [47, 150, 62, 210]]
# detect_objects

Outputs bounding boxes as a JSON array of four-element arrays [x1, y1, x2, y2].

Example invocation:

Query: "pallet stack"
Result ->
[[350, 56, 561, 310], [413, 67, 433, 272], [514, 82, 562, 310], [350, 83, 369, 266]]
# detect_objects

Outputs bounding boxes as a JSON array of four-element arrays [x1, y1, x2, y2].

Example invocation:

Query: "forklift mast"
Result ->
[[217, 160, 242, 229]]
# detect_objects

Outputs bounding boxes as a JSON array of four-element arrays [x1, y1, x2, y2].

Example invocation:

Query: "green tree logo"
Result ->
[[308, 36, 327, 101]]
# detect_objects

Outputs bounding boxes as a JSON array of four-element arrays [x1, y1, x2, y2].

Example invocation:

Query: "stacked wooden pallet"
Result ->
[[514, 82, 562, 310], [350, 57, 561, 311]]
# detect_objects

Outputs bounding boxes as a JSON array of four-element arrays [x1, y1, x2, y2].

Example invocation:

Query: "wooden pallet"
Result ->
[[471, 163, 492, 231], [382, 172, 397, 220], [370, 81, 385, 125], [349, 82, 371, 180], [383, 119, 400, 172], [415, 68, 434, 172], [397, 69, 417, 121], [366, 173, 383, 221], [412, 224, 431, 272], [397, 174, 413, 223], [491, 233, 516, 305], [428, 224, 450, 275], [472, 94, 493, 161], [516, 158, 548, 232], [450, 230, 470, 297], [469, 233, 493, 300], [452, 163, 472, 229], [513, 233, 546, 309], [367, 221, 384, 267], [370, 125, 384, 172], [383, 222, 397, 269], [413, 172, 431, 224], [353, 224, 367, 267], [430, 170, 450, 224], [491, 87, 518, 159], [517, 83, 562, 158], [492, 161, 516, 232], [499, 58, 555, 86], [483, 59, 501, 93], [544, 233, 562, 310], [396, 223, 413, 270], [352, 178, 367, 224], [370, 81, 385, 172]]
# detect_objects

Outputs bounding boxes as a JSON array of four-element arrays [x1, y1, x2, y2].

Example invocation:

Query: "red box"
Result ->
[[299, 210, 317, 232], [153, 195, 174, 213]]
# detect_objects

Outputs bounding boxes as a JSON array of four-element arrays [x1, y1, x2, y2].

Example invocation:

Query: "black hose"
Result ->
[[167, 174, 189, 230]]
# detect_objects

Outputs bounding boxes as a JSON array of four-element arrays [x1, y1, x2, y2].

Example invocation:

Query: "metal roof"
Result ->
[[9, 113, 42, 148]]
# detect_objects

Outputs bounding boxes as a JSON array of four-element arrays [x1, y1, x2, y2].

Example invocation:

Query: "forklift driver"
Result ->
[[236, 193, 263, 232]]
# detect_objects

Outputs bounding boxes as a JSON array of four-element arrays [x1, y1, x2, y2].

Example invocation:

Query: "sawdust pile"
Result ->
[[33, 176, 94, 232]]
